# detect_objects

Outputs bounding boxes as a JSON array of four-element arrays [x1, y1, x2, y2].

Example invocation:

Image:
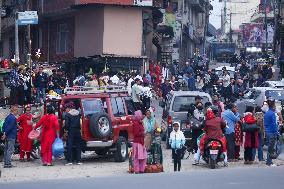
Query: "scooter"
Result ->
[[202, 139, 224, 169]]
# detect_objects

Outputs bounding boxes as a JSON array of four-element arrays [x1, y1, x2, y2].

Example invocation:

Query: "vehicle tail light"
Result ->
[[167, 116, 172, 125], [211, 141, 220, 150]]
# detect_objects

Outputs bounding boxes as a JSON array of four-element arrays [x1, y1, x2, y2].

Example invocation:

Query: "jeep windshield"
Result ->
[[172, 96, 209, 112], [82, 99, 104, 116]]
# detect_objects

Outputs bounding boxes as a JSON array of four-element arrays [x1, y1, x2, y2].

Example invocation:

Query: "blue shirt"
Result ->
[[222, 110, 240, 134], [2, 113, 17, 139], [187, 76, 196, 91], [264, 109, 278, 135], [145, 74, 151, 84]]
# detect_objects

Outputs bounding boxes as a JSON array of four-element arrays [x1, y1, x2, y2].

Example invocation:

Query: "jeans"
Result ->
[[54, 89, 62, 95], [36, 88, 46, 103], [173, 149, 182, 171], [252, 133, 264, 161], [225, 133, 235, 160], [244, 147, 253, 161], [9, 86, 18, 105], [4, 138, 15, 166], [66, 131, 82, 163], [266, 133, 277, 165]]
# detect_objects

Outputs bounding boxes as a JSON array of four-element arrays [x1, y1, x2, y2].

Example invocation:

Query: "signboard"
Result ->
[[18, 11, 38, 25], [242, 23, 274, 46], [133, 0, 152, 6]]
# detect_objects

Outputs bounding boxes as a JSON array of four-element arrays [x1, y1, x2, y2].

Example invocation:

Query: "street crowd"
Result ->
[[0, 55, 283, 174]]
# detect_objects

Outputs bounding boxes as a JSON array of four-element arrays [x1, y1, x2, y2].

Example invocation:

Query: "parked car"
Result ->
[[259, 79, 284, 88], [236, 87, 284, 115], [46, 86, 135, 162], [159, 91, 212, 149]]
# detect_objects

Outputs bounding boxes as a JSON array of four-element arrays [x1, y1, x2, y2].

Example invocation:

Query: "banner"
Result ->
[[242, 23, 274, 46]]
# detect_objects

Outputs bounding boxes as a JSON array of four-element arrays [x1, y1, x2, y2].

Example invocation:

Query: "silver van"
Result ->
[[160, 91, 212, 148]]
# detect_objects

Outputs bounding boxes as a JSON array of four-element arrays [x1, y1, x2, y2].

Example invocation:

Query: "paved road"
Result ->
[[2, 166, 283, 189]]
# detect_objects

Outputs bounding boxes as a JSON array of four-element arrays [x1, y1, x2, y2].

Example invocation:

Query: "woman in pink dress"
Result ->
[[132, 110, 147, 174]]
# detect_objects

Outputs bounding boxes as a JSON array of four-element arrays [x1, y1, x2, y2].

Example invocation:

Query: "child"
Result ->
[[151, 127, 163, 165], [169, 122, 185, 172]]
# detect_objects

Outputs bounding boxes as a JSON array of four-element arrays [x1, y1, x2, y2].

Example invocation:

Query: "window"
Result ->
[[116, 97, 126, 116], [56, 24, 68, 54], [172, 96, 209, 112], [111, 97, 126, 117], [82, 99, 104, 116], [9, 37, 15, 57], [111, 98, 119, 117], [243, 90, 261, 100], [124, 97, 135, 115]]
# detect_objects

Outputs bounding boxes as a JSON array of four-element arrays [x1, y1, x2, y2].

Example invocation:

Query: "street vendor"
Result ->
[[142, 109, 159, 150]]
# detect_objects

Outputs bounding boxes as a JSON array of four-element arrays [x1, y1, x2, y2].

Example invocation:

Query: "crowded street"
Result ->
[[1, 0, 284, 188]]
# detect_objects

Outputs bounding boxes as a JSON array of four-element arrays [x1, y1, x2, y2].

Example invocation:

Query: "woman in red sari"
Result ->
[[34, 105, 60, 166], [17, 105, 33, 161], [155, 62, 162, 86]]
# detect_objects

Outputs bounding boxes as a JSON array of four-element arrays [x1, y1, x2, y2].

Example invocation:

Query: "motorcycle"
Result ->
[[202, 139, 224, 169]]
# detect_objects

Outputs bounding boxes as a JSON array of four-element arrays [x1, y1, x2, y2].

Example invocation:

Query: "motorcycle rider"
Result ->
[[193, 106, 228, 166]]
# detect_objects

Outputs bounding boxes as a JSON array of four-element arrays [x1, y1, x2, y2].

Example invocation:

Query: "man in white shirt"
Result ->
[[110, 74, 120, 84], [127, 73, 135, 96], [131, 78, 142, 110], [222, 69, 232, 101]]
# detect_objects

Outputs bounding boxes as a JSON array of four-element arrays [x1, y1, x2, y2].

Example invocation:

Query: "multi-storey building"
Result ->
[[0, 0, 164, 75]]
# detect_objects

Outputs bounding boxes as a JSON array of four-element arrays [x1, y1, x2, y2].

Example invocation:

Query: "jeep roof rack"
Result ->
[[64, 85, 128, 95]]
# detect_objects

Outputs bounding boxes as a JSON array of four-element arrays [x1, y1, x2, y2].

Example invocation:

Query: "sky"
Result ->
[[209, 0, 223, 29]]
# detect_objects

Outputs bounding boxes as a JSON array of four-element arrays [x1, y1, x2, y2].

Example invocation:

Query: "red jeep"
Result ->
[[46, 86, 135, 162]]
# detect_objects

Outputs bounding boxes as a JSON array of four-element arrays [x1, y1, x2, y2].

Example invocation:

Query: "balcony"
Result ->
[[250, 4, 274, 22], [188, 0, 205, 13]]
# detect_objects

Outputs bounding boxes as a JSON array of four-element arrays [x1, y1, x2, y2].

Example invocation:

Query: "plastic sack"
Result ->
[[28, 129, 40, 140], [0, 120, 4, 132], [52, 138, 64, 158]]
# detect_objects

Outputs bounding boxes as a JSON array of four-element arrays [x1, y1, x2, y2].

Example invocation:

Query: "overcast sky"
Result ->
[[210, 0, 222, 29]]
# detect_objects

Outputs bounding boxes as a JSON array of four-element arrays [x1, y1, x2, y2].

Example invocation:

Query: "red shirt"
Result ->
[[133, 120, 145, 145], [204, 117, 226, 141]]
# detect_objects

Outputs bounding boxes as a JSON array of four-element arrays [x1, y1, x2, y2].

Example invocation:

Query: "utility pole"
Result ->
[[0, 0, 2, 41], [15, 10, 19, 64], [224, 0, 227, 35], [229, 12, 232, 42], [26, 0, 31, 68], [264, 0, 268, 53], [180, 0, 184, 63]]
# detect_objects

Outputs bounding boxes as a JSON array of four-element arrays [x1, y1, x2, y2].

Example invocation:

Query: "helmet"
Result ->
[[211, 106, 219, 115]]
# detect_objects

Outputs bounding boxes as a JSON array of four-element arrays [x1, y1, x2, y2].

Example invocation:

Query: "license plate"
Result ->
[[210, 150, 218, 155]]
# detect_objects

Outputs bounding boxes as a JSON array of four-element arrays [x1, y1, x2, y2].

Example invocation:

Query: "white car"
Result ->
[[215, 66, 235, 79], [236, 87, 284, 115], [259, 79, 284, 89]]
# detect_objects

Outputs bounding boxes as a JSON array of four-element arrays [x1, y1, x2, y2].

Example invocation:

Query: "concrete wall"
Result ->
[[103, 6, 142, 56], [74, 8, 104, 57]]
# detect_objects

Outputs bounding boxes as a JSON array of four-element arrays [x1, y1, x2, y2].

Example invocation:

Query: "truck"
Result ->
[[211, 42, 236, 62]]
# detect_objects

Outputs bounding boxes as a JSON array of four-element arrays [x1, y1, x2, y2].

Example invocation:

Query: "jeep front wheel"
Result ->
[[114, 136, 128, 162]]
